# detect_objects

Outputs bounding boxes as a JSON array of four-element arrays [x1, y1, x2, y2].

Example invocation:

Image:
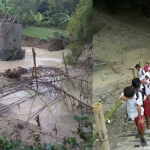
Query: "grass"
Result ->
[[22, 26, 66, 38]]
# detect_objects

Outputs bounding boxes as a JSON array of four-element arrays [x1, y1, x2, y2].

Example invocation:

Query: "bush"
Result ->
[[53, 32, 69, 46]]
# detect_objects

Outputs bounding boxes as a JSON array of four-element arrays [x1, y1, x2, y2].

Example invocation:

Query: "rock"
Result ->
[[104, 71, 109, 75], [100, 95, 106, 101], [98, 98, 102, 102]]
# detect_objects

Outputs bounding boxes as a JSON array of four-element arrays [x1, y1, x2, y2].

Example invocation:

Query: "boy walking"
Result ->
[[117, 86, 147, 146], [132, 78, 150, 129]]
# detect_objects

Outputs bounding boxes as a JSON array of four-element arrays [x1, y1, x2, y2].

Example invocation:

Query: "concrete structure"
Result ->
[[0, 18, 25, 60]]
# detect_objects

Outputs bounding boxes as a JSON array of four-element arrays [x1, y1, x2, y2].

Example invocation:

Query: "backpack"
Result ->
[[141, 69, 145, 75], [125, 86, 145, 121], [140, 83, 146, 97]]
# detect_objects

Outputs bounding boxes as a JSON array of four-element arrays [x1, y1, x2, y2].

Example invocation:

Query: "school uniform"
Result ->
[[120, 92, 144, 119], [120, 92, 145, 129], [139, 84, 150, 117], [138, 68, 145, 78]]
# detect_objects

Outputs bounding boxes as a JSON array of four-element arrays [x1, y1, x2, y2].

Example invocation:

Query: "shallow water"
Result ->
[[0, 47, 68, 72]]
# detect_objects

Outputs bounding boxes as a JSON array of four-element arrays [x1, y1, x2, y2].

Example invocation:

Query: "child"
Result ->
[[148, 67, 150, 73], [117, 86, 147, 146], [143, 62, 149, 72], [135, 64, 145, 78], [132, 78, 150, 129], [140, 72, 150, 90]]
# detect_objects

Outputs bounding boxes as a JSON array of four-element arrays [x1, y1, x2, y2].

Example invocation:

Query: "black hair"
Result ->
[[135, 64, 140, 68], [145, 62, 149, 65], [124, 86, 135, 98], [132, 78, 141, 89]]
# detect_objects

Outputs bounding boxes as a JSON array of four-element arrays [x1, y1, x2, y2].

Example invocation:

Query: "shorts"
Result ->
[[134, 115, 145, 129], [144, 98, 150, 116]]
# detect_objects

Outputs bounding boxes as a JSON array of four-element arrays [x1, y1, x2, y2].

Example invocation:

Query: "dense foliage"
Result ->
[[0, 0, 79, 28], [66, 0, 92, 65]]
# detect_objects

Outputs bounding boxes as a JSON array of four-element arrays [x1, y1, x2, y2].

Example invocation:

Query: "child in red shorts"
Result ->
[[132, 78, 150, 129], [117, 86, 147, 147]]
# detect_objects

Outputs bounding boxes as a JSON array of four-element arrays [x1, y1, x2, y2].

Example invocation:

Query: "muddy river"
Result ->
[[0, 47, 68, 72], [0, 47, 78, 138]]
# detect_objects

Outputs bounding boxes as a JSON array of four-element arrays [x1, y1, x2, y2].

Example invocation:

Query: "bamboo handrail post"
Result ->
[[93, 102, 110, 150], [131, 67, 136, 78], [32, 48, 38, 89], [62, 52, 68, 74]]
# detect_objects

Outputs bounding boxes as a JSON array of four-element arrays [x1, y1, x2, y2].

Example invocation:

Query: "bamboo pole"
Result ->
[[32, 48, 38, 89], [104, 100, 123, 123], [93, 102, 110, 150], [62, 52, 68, 74], [131, 67, 136, 78]]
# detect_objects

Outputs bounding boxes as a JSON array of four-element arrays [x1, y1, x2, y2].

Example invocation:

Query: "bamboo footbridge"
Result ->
[[116, 128, 150, 150], [93, 102, 150, 150]]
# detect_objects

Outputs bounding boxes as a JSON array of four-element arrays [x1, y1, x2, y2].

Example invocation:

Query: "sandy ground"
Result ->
[[93, 10, 150, 149]]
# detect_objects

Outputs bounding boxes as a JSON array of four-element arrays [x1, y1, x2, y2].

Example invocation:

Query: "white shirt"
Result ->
[[138, 68, 145, 78], [146, 80, 150, 90], [140, 75, 145, 81], [139, 84, 150, 99], [120, 92, 144, 120], [140, 78, 150, 90]]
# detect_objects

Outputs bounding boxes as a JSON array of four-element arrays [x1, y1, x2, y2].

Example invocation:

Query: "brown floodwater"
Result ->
[[0, 47, 68, 72], [0, 47, 78, 135]]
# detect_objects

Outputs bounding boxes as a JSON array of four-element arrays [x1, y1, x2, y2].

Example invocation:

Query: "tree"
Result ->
[[0, 0, 15, 18], [66, 0, 92, 65]]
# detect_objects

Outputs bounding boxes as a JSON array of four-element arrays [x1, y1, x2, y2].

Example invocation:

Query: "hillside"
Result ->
[[93, 10, 150, 149]]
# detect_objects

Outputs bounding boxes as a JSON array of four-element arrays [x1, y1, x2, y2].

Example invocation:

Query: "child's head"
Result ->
[[145, 62, 149, 66], [124, 86, 135, 98], [135, 64, 140, 71], [132, 78, 141, 89], [145, 72, 150, 80]]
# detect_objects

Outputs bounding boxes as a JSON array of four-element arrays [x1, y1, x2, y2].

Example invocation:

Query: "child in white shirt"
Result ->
[[117, 86, 147, 147]]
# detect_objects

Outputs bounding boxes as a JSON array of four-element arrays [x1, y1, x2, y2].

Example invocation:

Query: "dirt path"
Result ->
[[93, 10, 150, 149]]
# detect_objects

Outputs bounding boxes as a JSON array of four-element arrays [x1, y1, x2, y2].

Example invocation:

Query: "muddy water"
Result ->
[[0, 47, 68, 72], [0, 47, 79, 136]]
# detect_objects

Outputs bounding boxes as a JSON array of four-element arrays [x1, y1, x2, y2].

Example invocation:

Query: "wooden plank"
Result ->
[[116, 147, 150, 150], [118, 130, 150, 137], [117, 136, 150, 146], [115, 145, 140, 150]]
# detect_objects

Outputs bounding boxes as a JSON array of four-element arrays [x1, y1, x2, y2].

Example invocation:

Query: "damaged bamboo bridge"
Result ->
[[0, 48, 92, 132]]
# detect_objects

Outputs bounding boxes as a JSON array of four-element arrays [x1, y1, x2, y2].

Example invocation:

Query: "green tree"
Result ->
[[66, 0, 92, 65], [0, 0, 15, 18]]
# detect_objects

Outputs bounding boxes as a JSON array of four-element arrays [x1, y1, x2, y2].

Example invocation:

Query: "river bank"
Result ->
[[93, 9, 150, 149]]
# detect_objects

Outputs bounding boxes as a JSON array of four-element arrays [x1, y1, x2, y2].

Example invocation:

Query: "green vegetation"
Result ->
[[0, 114, 97, 150], [0, 0, 92, 64], [66, 0, 92, 65], [22, 26, 66, 38], [0, 0, 79, 29]]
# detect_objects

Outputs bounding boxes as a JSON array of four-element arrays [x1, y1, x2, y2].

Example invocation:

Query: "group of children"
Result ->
[[116, 62, 150, 147]]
